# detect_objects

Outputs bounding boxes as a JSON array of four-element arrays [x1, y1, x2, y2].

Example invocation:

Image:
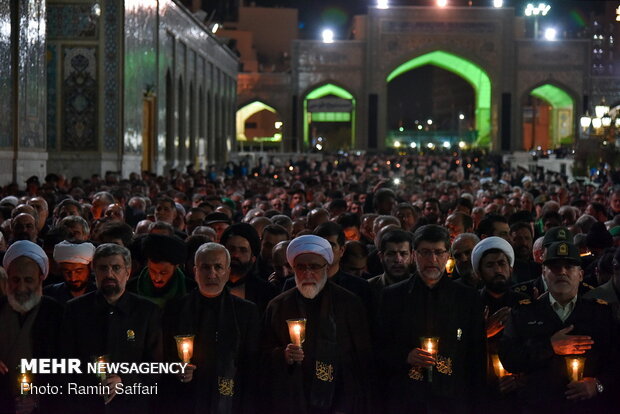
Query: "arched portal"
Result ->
[[303, 83, 355, 151], [386, 50, 492, 147], [236, 101, 283, 150], [522, 84, 574, 150]]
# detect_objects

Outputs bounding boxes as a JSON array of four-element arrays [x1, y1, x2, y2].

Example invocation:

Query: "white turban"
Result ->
[[471, 236, 514, 274], [3, 240, 49, 279], [286, 235, 334, 267], [53, 241, 95, 265]]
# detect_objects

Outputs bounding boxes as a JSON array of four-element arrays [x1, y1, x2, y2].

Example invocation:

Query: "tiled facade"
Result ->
[[0, 0, 237, 185]]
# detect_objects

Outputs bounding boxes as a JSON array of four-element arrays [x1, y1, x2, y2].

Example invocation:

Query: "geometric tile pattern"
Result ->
[[47, 45, 57, 149], [62, 47, 97, 151], [104, 0, 119, 152]]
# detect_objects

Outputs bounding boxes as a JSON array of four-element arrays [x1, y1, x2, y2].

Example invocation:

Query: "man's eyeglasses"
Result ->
[[416, 249, 449, 258], [293, 264, 327, 273]]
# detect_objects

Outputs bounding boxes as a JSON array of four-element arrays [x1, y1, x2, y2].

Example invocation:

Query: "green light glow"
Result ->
[[530, 84, 574, 147], [236, 101, 281, 142], [386, 50, 491, 147], [304, 83, 355, 148]]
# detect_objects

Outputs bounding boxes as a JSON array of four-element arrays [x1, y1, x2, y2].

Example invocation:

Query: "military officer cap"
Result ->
[[543, 241, 581, 266], [542, 226, 572, 247]]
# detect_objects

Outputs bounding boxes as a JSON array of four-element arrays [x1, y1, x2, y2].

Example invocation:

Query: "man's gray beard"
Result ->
[[296, 275, 327, 299], [8, 290, 42, 313]]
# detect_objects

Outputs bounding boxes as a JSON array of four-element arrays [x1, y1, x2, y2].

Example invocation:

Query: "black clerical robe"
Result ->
[[0, 296, 63, 414], [377, 273, 486, 413], [60, 291, 162, 414], [261, 281, 373, 414], [159, 288, 260, 414]]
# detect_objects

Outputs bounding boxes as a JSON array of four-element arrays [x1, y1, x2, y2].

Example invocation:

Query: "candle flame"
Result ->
[[294, 324, 301, 335], [183, 342, 189, 351]]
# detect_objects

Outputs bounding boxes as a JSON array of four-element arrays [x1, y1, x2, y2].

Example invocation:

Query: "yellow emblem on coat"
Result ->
[[315, 361, 334, 382], [126, 330, 135, 341], [596, 298, 609, 305], [436, 355, 453, 375], [519, 299, 531, 305], [218, 377, 234, 396], [408, 367, 423, 381]]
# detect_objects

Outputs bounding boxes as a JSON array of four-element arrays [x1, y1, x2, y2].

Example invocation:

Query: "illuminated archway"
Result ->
[[303, 83, 356, 150], [530, 84, 574, 148], [386, 50, 492, 147], [236, 101, 282, 144]]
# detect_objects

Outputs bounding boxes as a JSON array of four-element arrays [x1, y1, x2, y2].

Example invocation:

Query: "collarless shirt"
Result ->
[[548, 294, 578, 322]]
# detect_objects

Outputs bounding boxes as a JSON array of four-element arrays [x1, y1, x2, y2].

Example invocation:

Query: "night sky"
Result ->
[[253, 0, 610, 40]]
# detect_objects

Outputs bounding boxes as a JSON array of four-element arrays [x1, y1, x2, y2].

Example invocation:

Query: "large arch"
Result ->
[[236, 100, 282, 144], [386, 50, 492, 147], [529, 84, 574, 148], [303, 83, 356, 150]]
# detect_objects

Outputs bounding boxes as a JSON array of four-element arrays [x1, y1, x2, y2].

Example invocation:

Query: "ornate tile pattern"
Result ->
[[47, 45, 57, 149], [104, 0, 119, 151], [62, 47, 97, 151], [47, 4, 98, 39]]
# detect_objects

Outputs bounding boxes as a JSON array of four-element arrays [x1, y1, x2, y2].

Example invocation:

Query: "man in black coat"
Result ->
[[500, 241, 619, 413], [160, 242, 260, 414], [0, 241, 64, 414], [377, 225, 486, 413], [262, 235, 373, 414], [61, 243, 162, 414], [220, 223, 278, 315]]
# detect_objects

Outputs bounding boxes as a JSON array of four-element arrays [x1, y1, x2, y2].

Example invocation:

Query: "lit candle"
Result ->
[[174, 335, 195, 364], [426, 338, 433, 354], [20, 373, 30, 395], [287, 318, 307, 348], [420, 336, 440, 383], [491, 354, 508, 378], [445, 257, 456, 275], [565, 356, 585, 382]]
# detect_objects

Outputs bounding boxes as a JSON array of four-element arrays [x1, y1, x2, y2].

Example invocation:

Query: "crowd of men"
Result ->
[[0, 151, 619, 414]]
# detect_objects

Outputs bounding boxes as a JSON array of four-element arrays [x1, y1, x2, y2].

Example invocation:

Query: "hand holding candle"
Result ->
[[19, 373, 30, 395], [174, 335, 195, 364], [418, 336, 440, 382]]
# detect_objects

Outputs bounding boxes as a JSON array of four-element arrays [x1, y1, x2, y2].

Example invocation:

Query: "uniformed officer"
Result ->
[[499, 241, 618, 413]]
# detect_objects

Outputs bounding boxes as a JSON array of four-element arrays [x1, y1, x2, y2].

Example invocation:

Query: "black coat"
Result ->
[[159, 289, 260, 414], [0, 296, 64, 414], [376, 273, 487, 413], [60, 291, 162, 414], [499, 293, 619, 413], [261, 281, 373, 414]]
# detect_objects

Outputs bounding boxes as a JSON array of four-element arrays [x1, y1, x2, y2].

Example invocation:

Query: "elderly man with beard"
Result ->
[[500, 242, 618, 413], [0, 241, 63, 414], [44, 240, 96, 303], [377, 225, 486, 413], [159, 242, 260, 414], [221, 223, 278, 314], [61, 244, 162, 414], [261, 235, 373, 414]]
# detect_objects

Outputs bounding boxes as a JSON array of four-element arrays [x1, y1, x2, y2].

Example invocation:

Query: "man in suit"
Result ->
[[61, 243, 162, 414]]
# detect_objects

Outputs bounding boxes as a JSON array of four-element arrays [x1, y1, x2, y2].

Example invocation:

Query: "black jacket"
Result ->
[[61, 291, 162, 414], [499, 293, 619, 413]]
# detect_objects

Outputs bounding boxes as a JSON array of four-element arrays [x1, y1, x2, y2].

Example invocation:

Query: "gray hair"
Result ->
[[60, 215, 90, 235], [93, 243, 132, 268], [451, 232, 480, 252], [195, 242, 230, 267]]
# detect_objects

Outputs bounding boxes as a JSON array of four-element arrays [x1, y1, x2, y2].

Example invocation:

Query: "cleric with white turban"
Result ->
[[286, 234, 334, 267], [471, 236, 514, 275], [53, 240, 96, 265], [3, 240, 49, 279]]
